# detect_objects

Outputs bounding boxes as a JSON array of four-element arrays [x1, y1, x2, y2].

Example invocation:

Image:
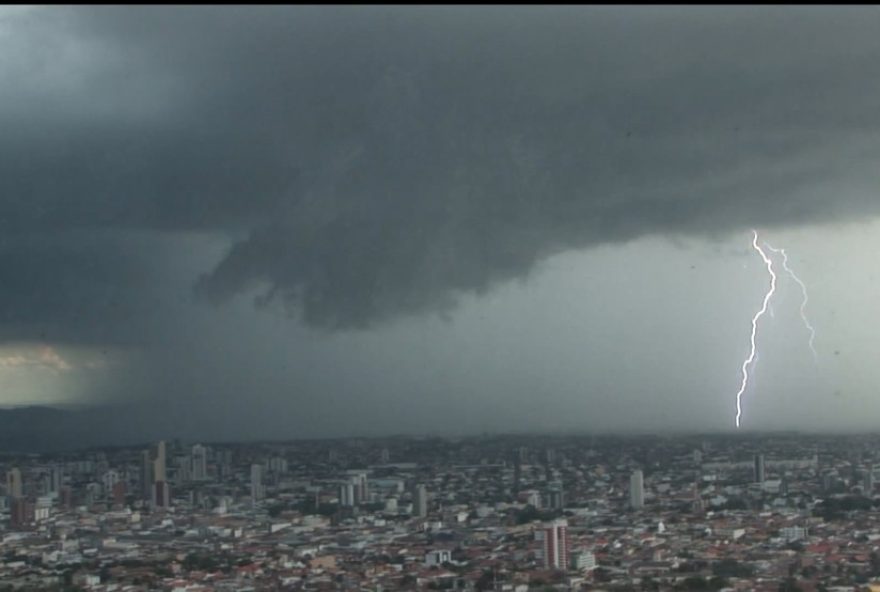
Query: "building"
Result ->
[[9, 497, 34, 529], [781, 526, 808, 542], [154, 440, 167, 483], [268, 456, 288, 475], [536, 519, 569, 570], [191, 444, 208, 481], [754, 453, 765, 483], [112, 481, 127, 506], [49, 467, 63, 494], [424, 550, 452, 566], [521, 489, 541, 508], [152, 481, 171, 509], [141, 450, 154, 500], [413, 484, 428, 518], [101, 470, 119, 496], [571, 550, 597, 572], [251, 464, 265, 503], [339, 482, 355, 507], [546, 481, 564, 510], [630, 469, 644, 510], [347, 471, 368, 504], [6, 467, 23, 499]]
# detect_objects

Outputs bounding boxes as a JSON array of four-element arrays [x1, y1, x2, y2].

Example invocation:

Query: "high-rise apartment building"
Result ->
[[754, 454, 765, 483], [339, 482, 355, 507], [630, 470, 644, 510], [141, 450, 154, 500], [251, 464, 265, 503], [6, 468, 23, 499], [191, 445, 208, 481], [152, 480, 171, 509], [413, 484, 428, 518], [536, 519, 569, 569], [154, 440, 167, 483]]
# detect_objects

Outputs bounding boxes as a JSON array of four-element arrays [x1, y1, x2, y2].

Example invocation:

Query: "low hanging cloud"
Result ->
[[3, 6, 880, 337], [0, 345, 72, 373]]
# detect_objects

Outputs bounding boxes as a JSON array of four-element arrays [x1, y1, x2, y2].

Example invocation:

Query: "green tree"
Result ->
[[778, 577, 803, 592]]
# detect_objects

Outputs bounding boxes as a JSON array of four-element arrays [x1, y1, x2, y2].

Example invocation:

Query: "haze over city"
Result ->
[[2, 6, 880, 443]]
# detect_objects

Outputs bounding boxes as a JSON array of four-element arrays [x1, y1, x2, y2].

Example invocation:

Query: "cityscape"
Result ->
[[4, 4, 880, 592], [4, 433, 880, 591]]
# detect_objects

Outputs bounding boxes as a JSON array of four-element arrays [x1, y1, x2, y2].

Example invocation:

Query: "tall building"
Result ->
[[191, 445, 208, 481], [49, 467, 63, 494], [630, 470, 644, 510], [413, 484, 428, 518], [537, 519, 569, 570], [141, 450, 154, 500], [546, 481, 564, 510], [112, 481, 127, 506], [513, 455, 522, 494], [754, 454, 765, 483], [339, 482, 355, 507], [9, 497, 34, 530], [175, 455, 192, 484], [152, 480, 171, 509], [250, 464, 265, 503], [347, 471, 368, 505], [153, 441, 167, 483], [268, 456, 288, 476], [864, 468, 875, 495], [101, 470, 120, 496], [6, 468, 23, 499]]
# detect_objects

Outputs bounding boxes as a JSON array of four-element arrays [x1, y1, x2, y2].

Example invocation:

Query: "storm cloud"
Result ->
[[1, 6, 879, 334], [2, 7, 880, 439]]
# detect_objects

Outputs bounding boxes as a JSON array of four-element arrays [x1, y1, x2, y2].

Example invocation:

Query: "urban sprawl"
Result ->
[[3, 434, 880, 591]]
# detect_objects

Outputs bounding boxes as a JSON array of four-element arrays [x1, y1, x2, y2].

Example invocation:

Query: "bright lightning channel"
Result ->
[[763, 242, 818, 363], [735, 230, 777, 428]]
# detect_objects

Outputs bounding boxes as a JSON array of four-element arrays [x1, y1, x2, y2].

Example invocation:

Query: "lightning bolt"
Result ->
[[735, 230, 777, 428], [763, 242, 818, 363]]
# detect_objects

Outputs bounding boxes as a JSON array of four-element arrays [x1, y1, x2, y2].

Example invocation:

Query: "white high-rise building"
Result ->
[[347, 471, 368, 504], [339, 482, 355, 507], [630, 469, 644, 510], [191, 445, 208, 481]]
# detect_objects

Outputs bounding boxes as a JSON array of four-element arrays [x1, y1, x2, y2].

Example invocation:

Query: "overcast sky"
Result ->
[[2, 6, 880, 441]]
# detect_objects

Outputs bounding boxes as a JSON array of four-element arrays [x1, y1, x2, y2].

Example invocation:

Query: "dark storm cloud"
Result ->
[[3, 6, 880, 335], [0, 231, 166, 344]]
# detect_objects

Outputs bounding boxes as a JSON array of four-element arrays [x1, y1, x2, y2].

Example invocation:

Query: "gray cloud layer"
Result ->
[[3, 7, 880, 337]]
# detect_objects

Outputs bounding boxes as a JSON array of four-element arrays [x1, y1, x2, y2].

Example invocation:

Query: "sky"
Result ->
[[2, 6, 880, 441]]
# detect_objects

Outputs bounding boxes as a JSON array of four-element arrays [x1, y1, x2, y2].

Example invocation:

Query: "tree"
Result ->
[[778, 576, 803, 592], [712, 558, 754, 578]]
